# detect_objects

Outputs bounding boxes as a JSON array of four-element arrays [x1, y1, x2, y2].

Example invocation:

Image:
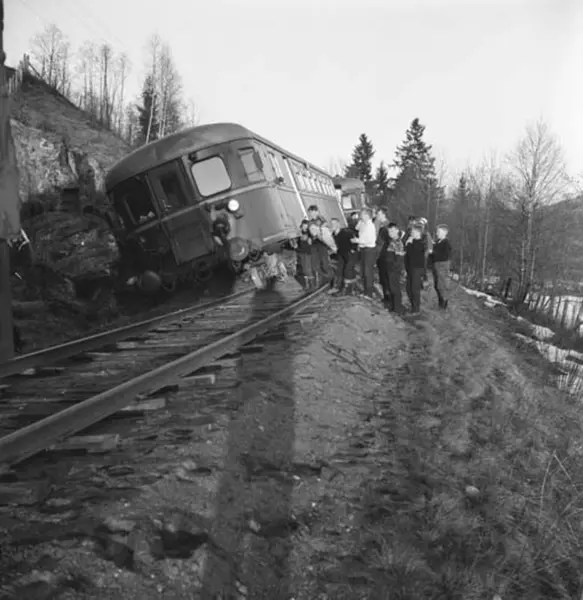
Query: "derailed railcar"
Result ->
[[105, 122, 345, 291], [333, 177, 370, 218]]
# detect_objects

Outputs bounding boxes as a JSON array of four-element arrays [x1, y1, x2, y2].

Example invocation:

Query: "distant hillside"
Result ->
[[9, 66, 130, 210], [537, 195, 583, 285]]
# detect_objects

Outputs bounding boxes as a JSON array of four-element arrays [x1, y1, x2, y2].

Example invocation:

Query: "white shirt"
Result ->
[[356, 219, 376, 248]]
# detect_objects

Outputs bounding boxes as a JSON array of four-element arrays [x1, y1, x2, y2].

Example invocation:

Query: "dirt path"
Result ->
[[2, 283, 583, 599]]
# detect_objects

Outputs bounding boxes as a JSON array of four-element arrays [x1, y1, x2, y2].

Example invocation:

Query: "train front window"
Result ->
[[191, 156, 232, 197], [341, 194, 355, 210], [239, 148, 265, 183], [112, 177, 157, 228], [148, 162, 190, 212]]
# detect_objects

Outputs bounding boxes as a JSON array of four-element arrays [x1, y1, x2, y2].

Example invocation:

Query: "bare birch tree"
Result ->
[[30, 24, 71, 94], [184, 98, 198, 128], [326, 157, 349, 178], [113, 53, 130, 134], [508, 119, 569, 297]]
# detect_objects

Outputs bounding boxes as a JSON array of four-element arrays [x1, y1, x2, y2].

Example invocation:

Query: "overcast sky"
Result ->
[[7, 0, 583, 183]]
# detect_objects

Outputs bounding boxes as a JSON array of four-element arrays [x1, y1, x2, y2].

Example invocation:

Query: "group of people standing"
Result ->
[[295, 204, 452, 315]]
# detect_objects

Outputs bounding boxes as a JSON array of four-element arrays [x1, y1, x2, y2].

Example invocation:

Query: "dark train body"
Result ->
[[105, 123, 346, 291]]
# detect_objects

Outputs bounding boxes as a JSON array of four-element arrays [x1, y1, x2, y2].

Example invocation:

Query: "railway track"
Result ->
[[0, 279, 327, 477]]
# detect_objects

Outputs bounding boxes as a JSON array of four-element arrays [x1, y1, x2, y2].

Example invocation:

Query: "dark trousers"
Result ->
[[378, 259, 403, 312], [297, 252, 314, 282], [313, 241, 332, 283], [406, 267, 424, 312], [432, 260, 450, 306], [334, 252, 357, 290], [387, 269, 403, 312], [360, 247, 377, 296], [377, 258, 389, 299]]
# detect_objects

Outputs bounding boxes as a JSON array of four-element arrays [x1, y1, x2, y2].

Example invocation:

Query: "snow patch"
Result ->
[[514, 333, 583, 396], [463, 287, 506, 308]]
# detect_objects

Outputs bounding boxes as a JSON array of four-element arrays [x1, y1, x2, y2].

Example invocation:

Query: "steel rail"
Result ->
[[0, 285, 327, 468], [0, 288, 256, 379]]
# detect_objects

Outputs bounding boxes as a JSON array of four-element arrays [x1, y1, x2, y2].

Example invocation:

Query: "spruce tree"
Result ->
[[374, 161, 390, 196], [345, 133, 375, 183], [137, 75, 159, 144], [393, 118, 435, 179], [391, 118, 440, 223]]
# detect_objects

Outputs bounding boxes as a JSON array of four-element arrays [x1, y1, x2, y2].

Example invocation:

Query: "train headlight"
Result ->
[[227, 199, 240, 212]]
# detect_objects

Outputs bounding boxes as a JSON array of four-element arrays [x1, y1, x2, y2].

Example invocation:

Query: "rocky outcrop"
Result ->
[[11, 71, 130, 210], [9, 69, 131, 308]]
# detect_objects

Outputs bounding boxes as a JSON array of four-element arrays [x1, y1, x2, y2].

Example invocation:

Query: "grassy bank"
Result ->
[[338, 286, 583, 599]]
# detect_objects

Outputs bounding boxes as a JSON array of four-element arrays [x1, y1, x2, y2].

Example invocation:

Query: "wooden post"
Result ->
[[0, 0, 16, 361], [0, 241, 13, 361]]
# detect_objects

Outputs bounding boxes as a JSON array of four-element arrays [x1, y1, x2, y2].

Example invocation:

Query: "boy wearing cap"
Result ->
[[431, 224, 452, 309]]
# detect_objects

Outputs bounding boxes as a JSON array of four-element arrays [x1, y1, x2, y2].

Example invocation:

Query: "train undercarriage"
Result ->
[[126, 241, 297, 296]]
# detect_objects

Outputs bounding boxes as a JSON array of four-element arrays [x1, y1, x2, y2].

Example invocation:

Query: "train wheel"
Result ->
[[161, 278, 177, 293], [193, 260, 213, 283], [229, 260, 245, 275]]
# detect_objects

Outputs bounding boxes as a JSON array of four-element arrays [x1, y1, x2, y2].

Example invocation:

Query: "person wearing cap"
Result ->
[[307, 205, 335, 286]]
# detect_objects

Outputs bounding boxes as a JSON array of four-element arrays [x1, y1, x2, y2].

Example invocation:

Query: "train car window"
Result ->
[[238, 148, 265, 182], [268, 152, 284, 179], [293, 165, 305, 189], [112, 177, 157, 228], [148, 163, 190, 212], [311, 173, 319, 192], [191, 156, 232, 197], [309, 172, 317, 192]]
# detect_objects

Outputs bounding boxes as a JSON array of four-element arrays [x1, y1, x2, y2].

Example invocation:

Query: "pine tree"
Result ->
[[374, 161, 390, 196], [345, 134, 375, 183], [137, 75, 159, 144]]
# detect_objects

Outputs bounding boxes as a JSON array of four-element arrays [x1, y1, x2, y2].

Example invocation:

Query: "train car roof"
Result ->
[[106, 122, 332, 190]]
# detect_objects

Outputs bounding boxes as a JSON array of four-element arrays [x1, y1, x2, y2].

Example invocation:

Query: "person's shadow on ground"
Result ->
[[202, 279, 297, 599]]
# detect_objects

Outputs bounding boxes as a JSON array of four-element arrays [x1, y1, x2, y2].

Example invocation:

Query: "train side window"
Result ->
[[113, 177, 157, 227], [268, 152, 283, 179], [191, 156, 232, 197], [239, 148, 265, 183], [293, 165, 304, 189]]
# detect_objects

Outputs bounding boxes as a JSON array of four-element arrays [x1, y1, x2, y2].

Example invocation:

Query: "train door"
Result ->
[[147, 160, 214, 263], [275, 153, 307, 225], [254, 145, 296, 235]]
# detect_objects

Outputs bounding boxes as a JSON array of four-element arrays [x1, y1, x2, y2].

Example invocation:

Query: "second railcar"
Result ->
[[333, 177, 370, 219], [105, 123, 345, 291]]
